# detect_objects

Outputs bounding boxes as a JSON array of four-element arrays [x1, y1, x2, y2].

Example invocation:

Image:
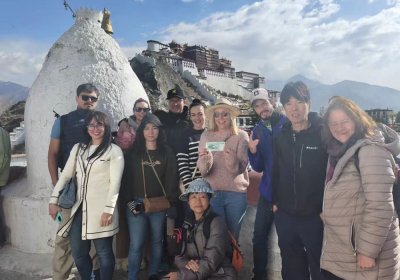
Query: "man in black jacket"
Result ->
[[154, 84, 190, 153], [272, 81, 328, 280]]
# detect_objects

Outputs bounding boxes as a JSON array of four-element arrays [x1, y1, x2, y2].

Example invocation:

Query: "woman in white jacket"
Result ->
[[49, 111, 124, 279]]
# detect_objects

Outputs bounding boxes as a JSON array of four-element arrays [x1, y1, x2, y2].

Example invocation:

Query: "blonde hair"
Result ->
[[207, 110, 239, 135], [323, 96, 377, 142]]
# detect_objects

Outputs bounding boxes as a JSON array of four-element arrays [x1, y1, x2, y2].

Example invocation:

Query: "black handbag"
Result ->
[[166, 227, 185, 256], [58, 145, 80, 209], [58, 178, 76, 209]]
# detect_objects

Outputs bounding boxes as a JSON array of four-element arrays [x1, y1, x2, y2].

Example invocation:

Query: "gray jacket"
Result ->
[[175, 211, 237, 280], [321, 126, 400, 280]]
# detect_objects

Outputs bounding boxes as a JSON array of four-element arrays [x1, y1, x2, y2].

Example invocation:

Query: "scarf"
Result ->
[[325, 134, 361, 183]]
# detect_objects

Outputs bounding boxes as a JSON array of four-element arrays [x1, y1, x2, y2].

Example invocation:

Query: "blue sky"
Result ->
[[1, 0, 399, 90]]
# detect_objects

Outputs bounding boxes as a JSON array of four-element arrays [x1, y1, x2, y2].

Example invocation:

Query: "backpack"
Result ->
[[353, 149, 400, 216], [57, 114, 66, 169], [202, 212, 244, 272]]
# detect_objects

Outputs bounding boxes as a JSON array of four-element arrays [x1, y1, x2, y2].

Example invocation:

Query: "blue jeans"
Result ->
[[69, 209, 115, 280], [126, 207, 166, 280], [253, 196, 274, 280], [210, 191, 247, 239]]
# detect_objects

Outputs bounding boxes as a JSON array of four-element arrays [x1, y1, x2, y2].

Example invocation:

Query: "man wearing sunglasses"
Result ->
[[154, 84, 191, 273], [47, 83, 99, 280], [154, 84, 190, 153]]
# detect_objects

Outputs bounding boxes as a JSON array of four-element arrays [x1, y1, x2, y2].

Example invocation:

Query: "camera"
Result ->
[[127, 200, 144, 215]]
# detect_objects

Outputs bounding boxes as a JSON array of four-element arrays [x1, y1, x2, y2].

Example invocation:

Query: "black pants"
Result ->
[[322, 270, 344, 280], [252, 196, 274, 280], [274, 209, 324, 280]]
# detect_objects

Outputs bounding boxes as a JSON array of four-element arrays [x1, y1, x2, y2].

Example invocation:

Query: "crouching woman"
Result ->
[[171, 178, 237, 280]]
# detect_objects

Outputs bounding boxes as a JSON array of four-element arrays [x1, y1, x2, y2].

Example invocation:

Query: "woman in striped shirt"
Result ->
[[176, 99, 207, 190]]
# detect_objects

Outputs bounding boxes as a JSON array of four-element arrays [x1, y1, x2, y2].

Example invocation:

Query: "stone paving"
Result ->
[[0, 204, 283, 280], [0, 171, 283, 280]]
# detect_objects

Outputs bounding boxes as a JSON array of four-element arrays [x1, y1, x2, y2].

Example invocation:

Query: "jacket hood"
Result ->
[[375, 123, 400, 156], [128, 116, 140, 131]]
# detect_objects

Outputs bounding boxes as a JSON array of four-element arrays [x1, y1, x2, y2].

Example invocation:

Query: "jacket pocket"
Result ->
[[350, 222, 357, 255]]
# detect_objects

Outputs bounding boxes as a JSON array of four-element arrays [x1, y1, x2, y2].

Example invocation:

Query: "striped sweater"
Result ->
[[176, 127, 205, 189]]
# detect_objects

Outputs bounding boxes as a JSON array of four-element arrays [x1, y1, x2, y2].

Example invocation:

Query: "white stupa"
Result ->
[[2, 8, 147, 253]]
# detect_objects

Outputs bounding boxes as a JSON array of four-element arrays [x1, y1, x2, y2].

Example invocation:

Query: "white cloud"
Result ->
[[121, 43, 146, 60], [160, 0, 400, 90], [181, 0, 214, 2], [0, 39, 47, 87], [0, 37, 145, 87]]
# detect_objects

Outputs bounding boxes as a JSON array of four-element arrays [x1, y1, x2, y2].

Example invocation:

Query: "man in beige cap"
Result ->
[[248, 88, 286, 280]]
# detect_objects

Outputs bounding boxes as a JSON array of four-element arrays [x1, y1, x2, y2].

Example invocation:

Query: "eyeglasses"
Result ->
[[214, 111, 230, 118], [87, 123, 105, 130], [81, 95, 98, 102], [328, 119, 352, 129], [134, 107, 150, 113]]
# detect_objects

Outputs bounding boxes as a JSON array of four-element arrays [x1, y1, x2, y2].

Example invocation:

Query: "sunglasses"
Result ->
[[81, 95, 98, 102], [134, 107, 150, 113], [214, 111, 230, 118]]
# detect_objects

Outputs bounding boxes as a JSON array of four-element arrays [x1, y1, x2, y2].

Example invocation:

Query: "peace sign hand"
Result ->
[[249, 131, 260, 154]]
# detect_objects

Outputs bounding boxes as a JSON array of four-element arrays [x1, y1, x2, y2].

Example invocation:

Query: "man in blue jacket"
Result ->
[[248, 88, 286, 280]]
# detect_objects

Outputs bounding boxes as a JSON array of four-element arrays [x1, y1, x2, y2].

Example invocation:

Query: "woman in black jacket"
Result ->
[[121, 113, 179, 280]]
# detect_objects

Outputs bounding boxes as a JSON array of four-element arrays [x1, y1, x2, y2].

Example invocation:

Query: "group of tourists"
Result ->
[[47, 81, 400, 280]]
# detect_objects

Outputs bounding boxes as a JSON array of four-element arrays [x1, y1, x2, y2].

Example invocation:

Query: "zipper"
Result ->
[[292, 132, 297, 210], [299, 144, 304, 169]]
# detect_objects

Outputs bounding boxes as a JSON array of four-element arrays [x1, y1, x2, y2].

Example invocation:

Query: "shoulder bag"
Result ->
[[58, 144, 80, 209], [142, 150, 171, 213]]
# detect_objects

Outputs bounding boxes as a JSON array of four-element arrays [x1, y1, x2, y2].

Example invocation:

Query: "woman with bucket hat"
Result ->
[[169, 178, 236, 280], [197, 98, 249, 240]]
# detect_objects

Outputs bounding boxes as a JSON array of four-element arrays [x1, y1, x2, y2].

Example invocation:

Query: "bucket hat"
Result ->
[[179, 178, 214, 201]]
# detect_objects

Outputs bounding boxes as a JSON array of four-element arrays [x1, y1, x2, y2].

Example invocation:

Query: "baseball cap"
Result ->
[[167, 85, 185, 100], [250, 88, 271, 105]]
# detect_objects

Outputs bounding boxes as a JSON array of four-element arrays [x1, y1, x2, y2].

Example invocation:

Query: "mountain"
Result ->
[[0, 101, 25, 133], [0, 81, 29, 115], [267, 75, 400, 112]]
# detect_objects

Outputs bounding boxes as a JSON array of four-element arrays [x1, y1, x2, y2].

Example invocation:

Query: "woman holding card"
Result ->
[[197, 98, 249, 239]]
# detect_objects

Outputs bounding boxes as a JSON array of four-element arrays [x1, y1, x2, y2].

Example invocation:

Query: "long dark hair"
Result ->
[[83, 111, 112, 160], [132, 114, 167, 156]]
